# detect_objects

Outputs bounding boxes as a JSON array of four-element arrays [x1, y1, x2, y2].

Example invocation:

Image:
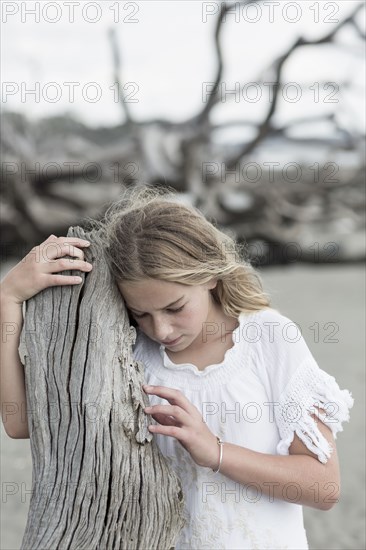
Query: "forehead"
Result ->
[[117, 279, 193, 311]]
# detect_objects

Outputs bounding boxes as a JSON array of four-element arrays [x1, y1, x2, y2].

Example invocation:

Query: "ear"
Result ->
[[206, 279, 218, 291]]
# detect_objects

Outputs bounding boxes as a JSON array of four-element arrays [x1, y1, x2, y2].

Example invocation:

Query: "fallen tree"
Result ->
[[19, 225, 185, 550], [1, 2, 365, 265]]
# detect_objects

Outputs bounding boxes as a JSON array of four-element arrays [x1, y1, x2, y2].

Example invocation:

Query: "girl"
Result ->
[[1, 185, 353, 549]]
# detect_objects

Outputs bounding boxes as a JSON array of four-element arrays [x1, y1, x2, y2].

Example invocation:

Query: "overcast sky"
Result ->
[[2, 0, 365, 135]]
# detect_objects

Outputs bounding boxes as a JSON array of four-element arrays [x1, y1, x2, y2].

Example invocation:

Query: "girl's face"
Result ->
[[118, 278, 220, 352]]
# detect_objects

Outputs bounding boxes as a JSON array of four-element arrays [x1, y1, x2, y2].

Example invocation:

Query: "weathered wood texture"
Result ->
[[19, 226, 185, 550], [2, 3, 365, 265]]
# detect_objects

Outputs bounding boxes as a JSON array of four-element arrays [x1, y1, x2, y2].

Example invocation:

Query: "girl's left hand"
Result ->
[[143, 384, 219, 470]]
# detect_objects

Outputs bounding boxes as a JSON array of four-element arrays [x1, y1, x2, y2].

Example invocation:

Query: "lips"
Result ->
[[161, 336, 181, 346]]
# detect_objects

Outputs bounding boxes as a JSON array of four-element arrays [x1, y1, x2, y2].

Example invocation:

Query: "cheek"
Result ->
[[134, 317, 149, 331], [181, 302, 208, 324]]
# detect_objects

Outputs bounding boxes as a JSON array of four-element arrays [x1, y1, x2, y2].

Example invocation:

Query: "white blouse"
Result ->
[[132, 307, 354, 550]]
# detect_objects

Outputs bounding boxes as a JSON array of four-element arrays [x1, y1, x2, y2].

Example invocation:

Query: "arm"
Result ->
[[0, 235, 92, 439], [0, 294, 29, 438], [210, 413, 340, 510], [142, 386, 341, 511]]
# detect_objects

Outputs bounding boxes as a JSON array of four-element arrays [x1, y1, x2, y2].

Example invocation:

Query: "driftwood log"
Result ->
[[19, 226, 185, 550], [1, 2, 365, 265]]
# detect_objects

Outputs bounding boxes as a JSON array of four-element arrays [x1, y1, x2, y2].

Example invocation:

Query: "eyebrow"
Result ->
[[128, 296, 185, 314]]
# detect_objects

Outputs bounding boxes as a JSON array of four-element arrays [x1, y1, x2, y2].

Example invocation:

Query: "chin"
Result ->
[[167, 336, 193, 351]]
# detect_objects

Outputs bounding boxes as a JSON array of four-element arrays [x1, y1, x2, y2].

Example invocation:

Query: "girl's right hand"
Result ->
[[0, 235, 93, 305]]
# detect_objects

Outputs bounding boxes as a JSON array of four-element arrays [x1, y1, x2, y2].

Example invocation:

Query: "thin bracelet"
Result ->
[[212, 436, 224, 473]]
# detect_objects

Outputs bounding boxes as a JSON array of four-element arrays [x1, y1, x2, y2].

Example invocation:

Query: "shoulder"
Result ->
[[243, 307, 319, 396], [241, 309, 354, 464], [241, 307, 307, 355], [244, 306, 300, 331]]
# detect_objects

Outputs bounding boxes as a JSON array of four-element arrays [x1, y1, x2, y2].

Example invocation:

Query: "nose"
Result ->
[[151, 317, 174, 342]]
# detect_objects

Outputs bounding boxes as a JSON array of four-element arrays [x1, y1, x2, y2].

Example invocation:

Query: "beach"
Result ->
[[1, 263, 365, 550]]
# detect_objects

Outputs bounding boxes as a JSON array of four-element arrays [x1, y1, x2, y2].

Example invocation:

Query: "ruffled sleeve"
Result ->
[[255, 309, 354, 464]]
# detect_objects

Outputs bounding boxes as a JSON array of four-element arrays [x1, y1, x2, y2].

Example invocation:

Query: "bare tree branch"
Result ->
[[1, 2, 365, 263], [195, 0, 259, 124], [108, 28, 134, 126], [223, 2, 365, 170]]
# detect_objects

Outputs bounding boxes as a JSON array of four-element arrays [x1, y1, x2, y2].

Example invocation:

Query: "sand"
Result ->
[[1, 263, 365, 550]]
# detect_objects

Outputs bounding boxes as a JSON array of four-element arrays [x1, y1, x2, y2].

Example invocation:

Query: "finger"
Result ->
[[65, 245, 86, 260], [145, 404, 190, 425], [43, 235, 90, 250], [41, 244, 86, 262], [150, 412, 177, 427], [148, 424, 185, 440], [45, 235, 90, 246], [44, 273, 84, 286], [143, 386, 198, 416], [42, 239, 90, 261], [54, 244, 87, 261], [47, 258, 93, 274], [59, 238, 91, 248]]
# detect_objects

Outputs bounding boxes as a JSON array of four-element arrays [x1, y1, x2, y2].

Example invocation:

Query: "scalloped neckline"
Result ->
[[159, 316, 243, 373]]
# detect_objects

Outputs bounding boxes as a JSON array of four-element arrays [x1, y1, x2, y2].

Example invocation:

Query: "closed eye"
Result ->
[[133, 305, 185, 319], [167, 305, 185, 314]]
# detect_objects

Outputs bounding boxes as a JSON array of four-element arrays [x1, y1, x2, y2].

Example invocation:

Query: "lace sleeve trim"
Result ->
[[275, 361, 354, 464]]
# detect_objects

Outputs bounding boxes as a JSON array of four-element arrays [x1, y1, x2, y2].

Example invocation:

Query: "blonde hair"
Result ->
[[96, 184, 271, 318]]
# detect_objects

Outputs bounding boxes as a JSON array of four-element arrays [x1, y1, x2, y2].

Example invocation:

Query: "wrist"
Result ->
[[202, 433, 224, 471], [0, 285, 23, 307], [211, 436, 224, 473]]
